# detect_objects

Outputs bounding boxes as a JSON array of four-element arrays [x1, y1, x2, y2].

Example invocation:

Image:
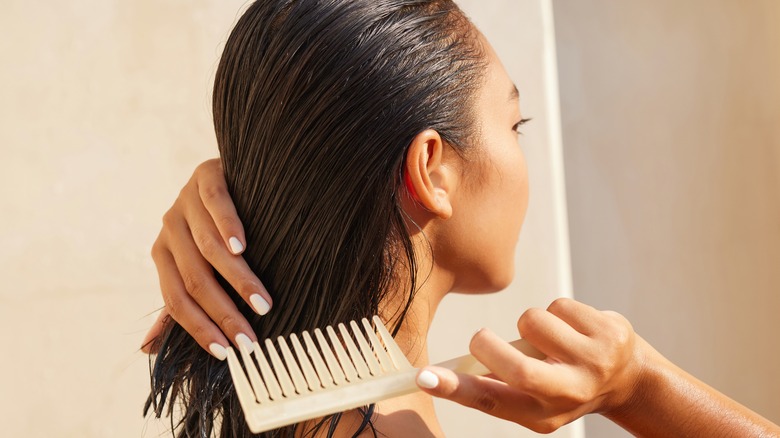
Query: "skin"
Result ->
[[336, 34, 530, 436], [145, 159, 272, 354], [142, 30, 780, 438]]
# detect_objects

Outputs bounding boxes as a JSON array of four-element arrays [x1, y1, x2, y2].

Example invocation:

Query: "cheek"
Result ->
[[491, 147, 529, 276], [513, 150, 530, 230], [456, 147, 529, 292], [493, 143, 529, 236]]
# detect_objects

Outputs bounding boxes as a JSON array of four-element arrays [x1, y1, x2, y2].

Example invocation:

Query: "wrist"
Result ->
[[602, 335, 664, 425]]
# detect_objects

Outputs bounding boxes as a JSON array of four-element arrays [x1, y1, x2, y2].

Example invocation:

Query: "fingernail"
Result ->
[[208, 343, 228, 361], [417, 369, 439, 389], [250, 294, 271, 315], [471, 327, 485, 338], [235, 333, 254, 352], [228, 236, 244, 255]]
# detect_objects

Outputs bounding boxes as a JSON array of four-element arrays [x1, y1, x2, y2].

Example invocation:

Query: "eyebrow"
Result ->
[[509, 84, 519, 102]]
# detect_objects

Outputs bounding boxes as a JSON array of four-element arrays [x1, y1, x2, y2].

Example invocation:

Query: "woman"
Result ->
[[143, 0, 780, 437], [145, 0, 528, 436]]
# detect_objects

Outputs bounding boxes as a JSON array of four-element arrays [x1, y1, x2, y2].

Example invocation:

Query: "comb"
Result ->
[[226, 315, 544, 433]]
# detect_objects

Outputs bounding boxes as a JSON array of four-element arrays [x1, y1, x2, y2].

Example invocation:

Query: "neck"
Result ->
[[380, 239, 454, 368], [365, 227, 452, 437]]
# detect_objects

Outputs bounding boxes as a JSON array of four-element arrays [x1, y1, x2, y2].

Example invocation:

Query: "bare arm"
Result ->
[[606, 338, 779, 437]]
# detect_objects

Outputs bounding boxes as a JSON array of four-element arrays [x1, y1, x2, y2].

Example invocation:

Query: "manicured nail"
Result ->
[[417, 370, 439, 389], [235, 333, 254, 352], [471, 327, 485, 338], [228, 236, 244, 255], [208, 343, 228, 361], [250, 294, 271, 315]]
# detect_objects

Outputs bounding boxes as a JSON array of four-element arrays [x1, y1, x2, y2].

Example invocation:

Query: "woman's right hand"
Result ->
[[416, 298, 644, 433], [415, 299, 780, 436], [141, 158, 272, 360]]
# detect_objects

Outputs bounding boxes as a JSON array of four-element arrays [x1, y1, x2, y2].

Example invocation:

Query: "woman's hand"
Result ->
[[416, 298, 780, 436], [416, 298, 643, 433], [141, 159, 272, 359]]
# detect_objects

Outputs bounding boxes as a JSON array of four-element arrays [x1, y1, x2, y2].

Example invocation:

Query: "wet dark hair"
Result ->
[[145, 0, 486, 436]]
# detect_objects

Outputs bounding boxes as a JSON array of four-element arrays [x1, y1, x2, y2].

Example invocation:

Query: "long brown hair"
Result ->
[[145, 1, 486, 436]]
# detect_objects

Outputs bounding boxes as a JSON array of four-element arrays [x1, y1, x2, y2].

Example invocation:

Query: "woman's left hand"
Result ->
[[141, 159, 272, 358]]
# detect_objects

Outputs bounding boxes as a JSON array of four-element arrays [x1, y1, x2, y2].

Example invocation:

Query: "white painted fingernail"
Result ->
[[250, 294, 271, 315], [235, 333, 254, 352], [417, 370, 439, 389], [208, 343, 228, 361], [228, 237, 244, 255]]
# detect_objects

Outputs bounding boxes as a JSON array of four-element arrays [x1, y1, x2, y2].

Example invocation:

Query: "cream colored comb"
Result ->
[[226, 315, 544, 433]]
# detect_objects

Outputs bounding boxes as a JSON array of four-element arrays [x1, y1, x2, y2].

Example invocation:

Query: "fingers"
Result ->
[[163, 212, 260, 350], [421, 325, 602, 433], [416, 367, 571, 434], [515, 307, 587, 361], [417, 300, 641, 433], [417, 366, 531, 419], [151, 241, 233, 359], [468, 328, 562, 397], [194, 159, 246, 255], [542, 298, 635, 358], [145, 158, 272, 359], [544, 297, 600, 336], [180, 182, 272, 315]]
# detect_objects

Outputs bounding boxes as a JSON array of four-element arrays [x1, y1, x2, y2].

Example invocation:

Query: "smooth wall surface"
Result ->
[[553, 0, 780, 436], [0, 2, 237, 436], [0, 1, 574, 437]]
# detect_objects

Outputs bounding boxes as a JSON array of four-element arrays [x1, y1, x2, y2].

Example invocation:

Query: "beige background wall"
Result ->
[[0, 1, 575, 437], [0, 1, 231, 436], [553, 0, 780, 436]]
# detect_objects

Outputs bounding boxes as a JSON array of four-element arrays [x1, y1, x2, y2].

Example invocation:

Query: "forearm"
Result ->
[[604, 337, 780, 438]]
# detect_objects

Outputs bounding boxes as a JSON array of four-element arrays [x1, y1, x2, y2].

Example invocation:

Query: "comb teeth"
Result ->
[[226, 316, 418, 433], [227, 315, 544, 433]]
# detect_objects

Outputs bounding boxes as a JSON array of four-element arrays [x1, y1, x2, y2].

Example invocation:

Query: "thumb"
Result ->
[[140, 307, 169, 354]]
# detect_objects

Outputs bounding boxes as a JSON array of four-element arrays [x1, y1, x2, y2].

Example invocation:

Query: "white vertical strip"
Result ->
[[540, 0, 583, 437], [540, 0, 574, 301]]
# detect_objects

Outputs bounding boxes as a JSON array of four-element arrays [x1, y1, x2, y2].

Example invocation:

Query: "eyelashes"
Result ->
[[513, 117, 532, 135]]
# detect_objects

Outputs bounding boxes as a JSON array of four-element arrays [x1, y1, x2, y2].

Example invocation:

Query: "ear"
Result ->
[[403, 129, 455, 219]]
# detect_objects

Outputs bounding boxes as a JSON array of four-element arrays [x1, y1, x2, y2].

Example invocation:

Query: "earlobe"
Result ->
[[403, 129, 455, 220]]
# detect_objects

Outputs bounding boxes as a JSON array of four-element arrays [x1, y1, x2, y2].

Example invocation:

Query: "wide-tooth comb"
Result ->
[[226, 315, 544, 433]]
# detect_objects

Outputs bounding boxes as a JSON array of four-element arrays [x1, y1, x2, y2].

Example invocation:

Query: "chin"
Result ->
[[485, 272, 514, 293], [452, 266, 515, 294]]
